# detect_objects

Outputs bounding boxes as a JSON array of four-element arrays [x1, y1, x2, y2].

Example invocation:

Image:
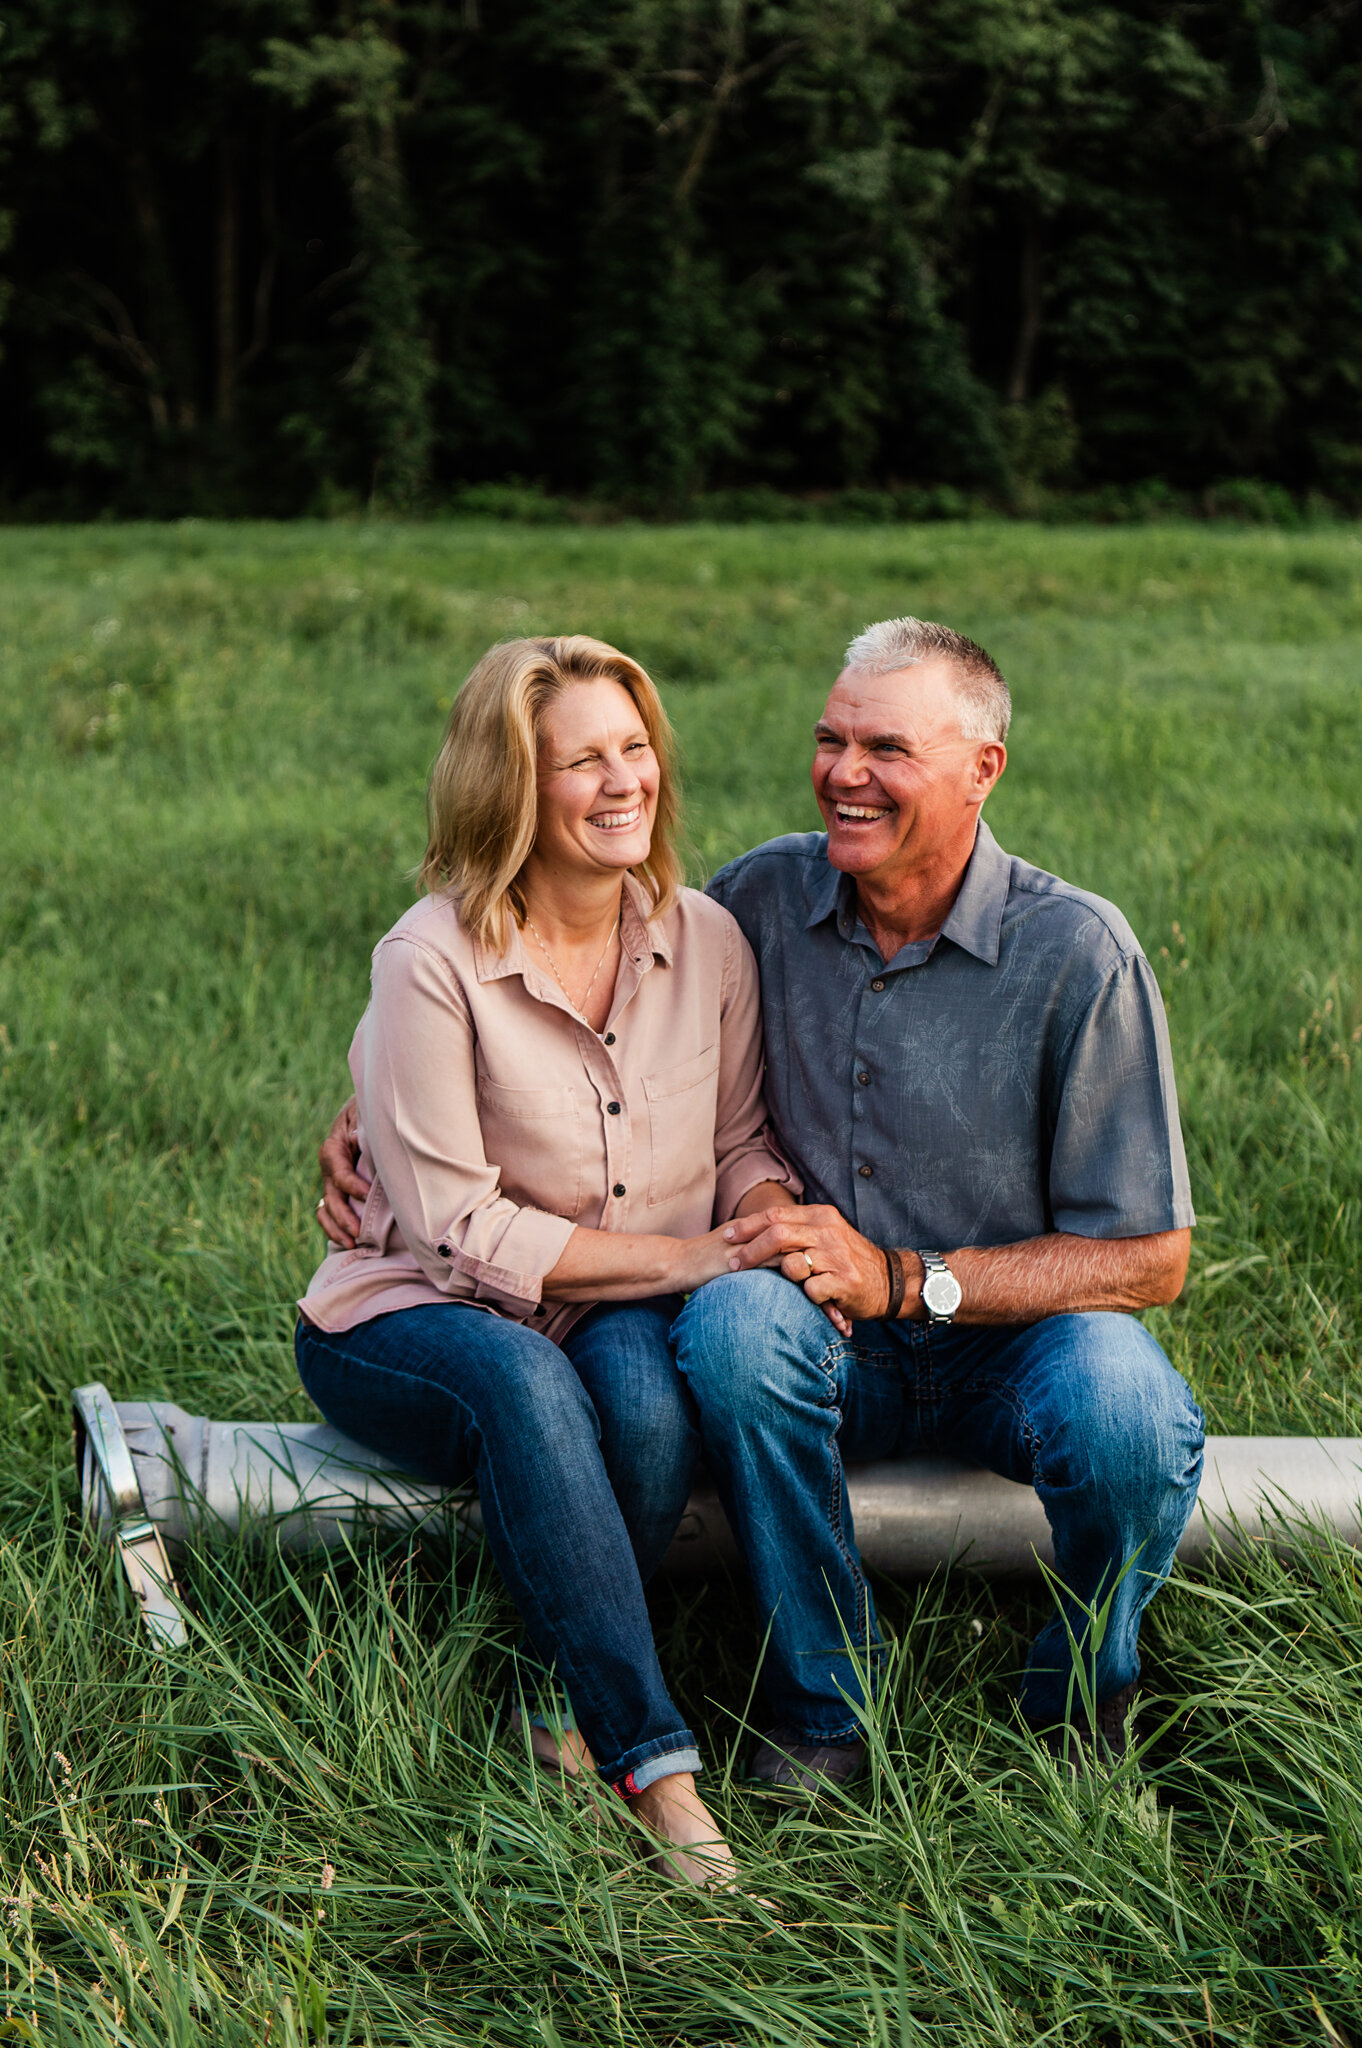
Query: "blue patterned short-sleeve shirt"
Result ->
[[705, 819, 1194, 1251]]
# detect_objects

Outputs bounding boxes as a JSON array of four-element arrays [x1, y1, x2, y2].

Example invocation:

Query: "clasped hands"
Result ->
[[316, 1099, 916, 1332], [721, 1203, 917, 1337]]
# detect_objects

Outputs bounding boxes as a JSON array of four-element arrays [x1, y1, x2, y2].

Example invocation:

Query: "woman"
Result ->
[[297, 635, 799, 1886]]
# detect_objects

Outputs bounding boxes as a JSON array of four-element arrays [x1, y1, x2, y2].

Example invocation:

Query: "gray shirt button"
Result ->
[[871, 979, 885, 992]]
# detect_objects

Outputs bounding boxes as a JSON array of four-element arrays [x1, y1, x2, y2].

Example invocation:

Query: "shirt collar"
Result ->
[[621, 871, 673, 968], [473, 871, 671, 985], [803, 817, 1009, 968], [938, 819, 1009, 966], [803, 843, 846, 931]]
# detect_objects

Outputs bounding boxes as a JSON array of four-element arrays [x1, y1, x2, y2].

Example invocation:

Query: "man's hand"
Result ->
[[316, 1095, 369, 1249], [723, 1204, 890, 1334]]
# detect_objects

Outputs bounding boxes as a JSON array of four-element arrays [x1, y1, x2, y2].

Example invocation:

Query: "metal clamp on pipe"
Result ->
[[72, 1383, 189, 1650]]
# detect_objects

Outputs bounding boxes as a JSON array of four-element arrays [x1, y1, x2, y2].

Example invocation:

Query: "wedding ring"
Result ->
[[316, 1199, 325, 1213], [802, 1250, 815, 1273]]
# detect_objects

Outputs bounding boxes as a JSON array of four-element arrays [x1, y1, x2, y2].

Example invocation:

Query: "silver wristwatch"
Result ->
[[917, 1250, 962, 1325]]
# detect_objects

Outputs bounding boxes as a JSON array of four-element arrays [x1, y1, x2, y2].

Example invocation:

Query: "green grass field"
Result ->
[[2, 519, 1360, 2045]]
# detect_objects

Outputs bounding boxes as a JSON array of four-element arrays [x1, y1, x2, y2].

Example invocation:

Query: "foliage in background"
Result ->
[[2, 0, 1361, 513], [1, 519, 1360, 2039]]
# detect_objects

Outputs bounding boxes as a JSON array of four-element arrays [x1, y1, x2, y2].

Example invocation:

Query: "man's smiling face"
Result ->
[[811, 657, 1005, 892]]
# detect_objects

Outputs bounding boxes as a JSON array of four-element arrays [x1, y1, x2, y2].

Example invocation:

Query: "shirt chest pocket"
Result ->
[[642, 1042, 721, 1208], [474, 1077, 584, 1220]]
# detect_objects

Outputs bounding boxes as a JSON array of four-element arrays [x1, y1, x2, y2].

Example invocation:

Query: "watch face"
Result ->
[[923, 1267, 963, 1316]]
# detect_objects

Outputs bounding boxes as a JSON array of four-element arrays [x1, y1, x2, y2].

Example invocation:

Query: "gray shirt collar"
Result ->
[[803, 816, 1009, 968]]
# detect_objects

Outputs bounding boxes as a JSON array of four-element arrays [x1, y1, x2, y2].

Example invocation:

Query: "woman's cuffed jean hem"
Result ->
[[519, 1688, 703, 1789], [607, 1738, 702, 1796]]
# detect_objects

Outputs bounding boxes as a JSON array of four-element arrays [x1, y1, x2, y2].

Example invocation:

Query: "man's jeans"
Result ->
[[295, 1298, 701, 1792], [673, 1270, 1205, 1735]]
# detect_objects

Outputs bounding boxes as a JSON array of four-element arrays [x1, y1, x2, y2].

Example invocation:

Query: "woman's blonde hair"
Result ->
[[421, 635, 683, 952]]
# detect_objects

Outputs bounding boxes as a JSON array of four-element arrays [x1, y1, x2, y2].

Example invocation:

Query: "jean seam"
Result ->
[[474, 1421, 658, 1758], [818, 1337, 875, 1680], [906, 1319, 934, 1413], [973, 1360, 1153, 1709], [954, 1371, 1044, 1477], [965, 1365, 1105, 1709]]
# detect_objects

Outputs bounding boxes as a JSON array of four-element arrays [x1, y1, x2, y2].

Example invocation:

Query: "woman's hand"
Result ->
[[316, 1095, 370, 1249], [721, 1202, 894, 1336], [663, 1204, 864, 1335], [664, 1224, 749, 1295]]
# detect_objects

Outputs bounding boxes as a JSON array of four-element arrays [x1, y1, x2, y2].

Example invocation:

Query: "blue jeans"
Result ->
[[294, 1298, 701, 1791], [672, 1270, 1205, 1734]]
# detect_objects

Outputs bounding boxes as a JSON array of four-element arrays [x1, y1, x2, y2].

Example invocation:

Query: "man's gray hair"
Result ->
[[843, 616, 1011, 743]]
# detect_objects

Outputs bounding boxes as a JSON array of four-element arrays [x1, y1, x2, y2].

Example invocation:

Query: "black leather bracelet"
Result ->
[[882, 1246, 906, 1321]]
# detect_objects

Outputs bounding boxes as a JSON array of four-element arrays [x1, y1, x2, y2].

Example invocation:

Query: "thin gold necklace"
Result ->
[[523, 898, 621, 1026]]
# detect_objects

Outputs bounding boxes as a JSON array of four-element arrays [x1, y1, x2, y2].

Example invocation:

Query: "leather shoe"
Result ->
[[1029, 1681, 1141, 1776], [746, 1725, 866, 1796]]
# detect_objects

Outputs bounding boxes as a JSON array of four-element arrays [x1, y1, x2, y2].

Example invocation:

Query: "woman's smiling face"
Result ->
[[532, 678, 660, 882]]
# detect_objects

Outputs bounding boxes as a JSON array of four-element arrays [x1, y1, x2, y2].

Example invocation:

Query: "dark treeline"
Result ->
[[2, 0, 1360, 515]]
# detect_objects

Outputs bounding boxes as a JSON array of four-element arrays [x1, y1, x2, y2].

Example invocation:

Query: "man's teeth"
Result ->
[[836, 805, 891, 820], [589, 807, 642, 830]]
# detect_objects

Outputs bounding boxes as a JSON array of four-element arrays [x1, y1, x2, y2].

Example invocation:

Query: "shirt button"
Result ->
[[607, 1100, 621, 1115], [613, 1183, 626, 1198], [603, 1032, 616, 1046], [871, 979, 885, 992], [858, 1164, 874, 1179], [437, 1243, 451, 1257], [857, 1070, 871, 1086]]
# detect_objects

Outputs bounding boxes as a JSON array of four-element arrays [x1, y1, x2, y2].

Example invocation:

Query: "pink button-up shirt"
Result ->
[[300, 876, 798, 1345]]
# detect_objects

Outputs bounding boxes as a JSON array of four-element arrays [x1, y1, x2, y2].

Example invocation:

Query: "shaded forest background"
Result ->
[[1, 0, 1360, 517]]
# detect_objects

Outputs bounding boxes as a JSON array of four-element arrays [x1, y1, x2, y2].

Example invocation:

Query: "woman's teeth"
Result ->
[[836, 804, 891, 821], [589, 807, 642, 831]]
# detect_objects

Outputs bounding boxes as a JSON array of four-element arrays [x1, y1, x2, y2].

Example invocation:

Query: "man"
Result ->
[[672, 615, 1202, 1786], [319, 614, 1204, 1785]]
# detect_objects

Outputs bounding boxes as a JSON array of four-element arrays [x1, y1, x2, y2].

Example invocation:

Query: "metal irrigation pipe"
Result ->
[[72, 1382, 1362, 1649]]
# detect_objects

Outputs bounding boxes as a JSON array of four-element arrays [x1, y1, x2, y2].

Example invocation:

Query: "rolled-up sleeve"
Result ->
[[358, 936, 577, 1314], [711, 919, 802, 1222], [1048, 952, 1196, 1239]]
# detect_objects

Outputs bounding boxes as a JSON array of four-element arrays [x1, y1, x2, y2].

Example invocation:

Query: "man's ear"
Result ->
[[972, 741, 1007, 802]]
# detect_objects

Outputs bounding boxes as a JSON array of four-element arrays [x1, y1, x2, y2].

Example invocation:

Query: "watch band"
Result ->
[[917, 1249, 961, 1325]]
